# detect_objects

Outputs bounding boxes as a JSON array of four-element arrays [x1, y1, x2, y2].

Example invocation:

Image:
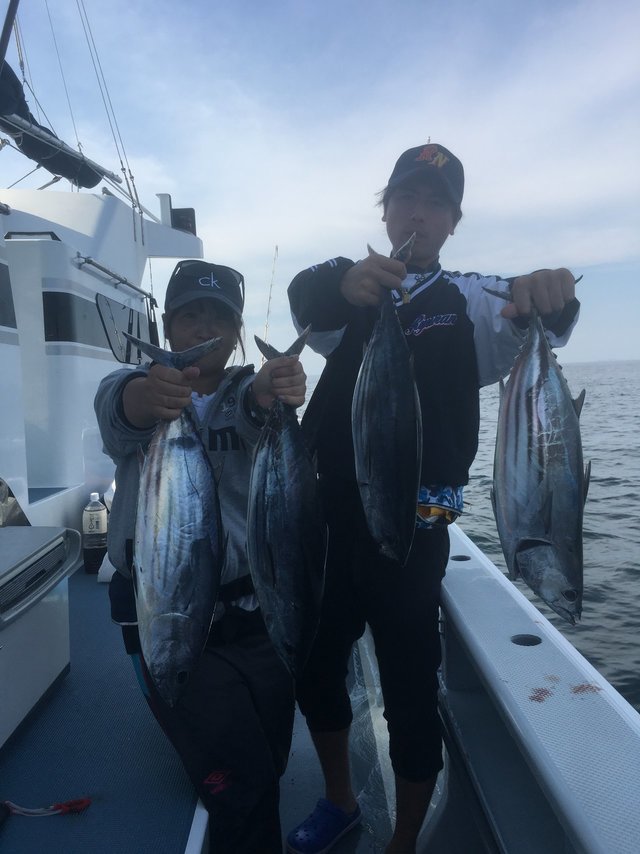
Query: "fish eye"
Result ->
[[562, 589, 578, 603]]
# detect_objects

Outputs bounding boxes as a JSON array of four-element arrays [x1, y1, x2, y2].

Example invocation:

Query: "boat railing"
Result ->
[[421, 523, 640, 854]]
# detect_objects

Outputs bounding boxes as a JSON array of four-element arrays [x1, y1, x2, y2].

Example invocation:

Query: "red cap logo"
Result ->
[[415, 144, 450, 168]]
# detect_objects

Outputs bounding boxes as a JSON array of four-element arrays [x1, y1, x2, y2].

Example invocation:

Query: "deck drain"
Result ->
[[450, 554, 471, 561], [511, 634, 542, 646]]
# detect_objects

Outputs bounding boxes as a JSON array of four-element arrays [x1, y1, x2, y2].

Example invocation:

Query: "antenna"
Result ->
[[262, 245, 278, 361]]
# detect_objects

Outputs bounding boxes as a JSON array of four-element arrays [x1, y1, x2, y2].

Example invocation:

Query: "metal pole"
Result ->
[[0, 0, 21, 73]]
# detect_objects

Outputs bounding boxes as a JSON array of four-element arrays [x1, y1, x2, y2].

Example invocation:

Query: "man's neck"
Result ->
[[406, 258, 441, 275]]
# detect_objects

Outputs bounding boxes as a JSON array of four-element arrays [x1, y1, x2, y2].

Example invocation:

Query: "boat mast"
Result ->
[[0, 0, 20, 72]]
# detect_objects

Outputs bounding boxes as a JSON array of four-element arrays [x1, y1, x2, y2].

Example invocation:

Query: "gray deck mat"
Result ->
[[1, 571, 397, 853], [0, 569, 196, 854]]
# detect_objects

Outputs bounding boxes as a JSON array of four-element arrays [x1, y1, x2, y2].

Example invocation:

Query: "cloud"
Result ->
[[4, 0, 639, 374]]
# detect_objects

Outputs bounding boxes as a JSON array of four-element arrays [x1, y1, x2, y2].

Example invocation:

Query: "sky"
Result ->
[[2, 0, 639, 376]]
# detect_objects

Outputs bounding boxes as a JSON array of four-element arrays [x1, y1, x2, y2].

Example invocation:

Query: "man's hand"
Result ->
[[503, 268, 577, 319], [340, 245, 407, 307]]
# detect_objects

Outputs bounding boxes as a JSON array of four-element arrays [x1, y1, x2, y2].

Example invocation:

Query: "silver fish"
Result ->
[[247, 327, 327, 678], [490, 315, 590, 624], [123, 332, 224, 705], [351, 233, 422, 565]]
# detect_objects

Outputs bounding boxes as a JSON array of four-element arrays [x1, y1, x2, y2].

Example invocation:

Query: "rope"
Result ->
[[75, 0, 139, 212], [2, 797, 91, 818], [44, 0, 81, 150], [14, 12, 60, 138]]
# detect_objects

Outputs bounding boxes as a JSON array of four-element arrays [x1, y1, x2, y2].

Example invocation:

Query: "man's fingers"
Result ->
[[509, 268, 577, 318]]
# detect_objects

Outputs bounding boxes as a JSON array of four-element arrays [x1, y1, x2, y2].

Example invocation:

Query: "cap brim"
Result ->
[[387, 168, 461, 207], [165, 290, 243, 317]]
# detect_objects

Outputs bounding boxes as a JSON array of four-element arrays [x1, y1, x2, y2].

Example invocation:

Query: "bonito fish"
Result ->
[[123, 332, 224, 705], [351, 233, 422, 565], [490, 313, 590, 624], [247, 328, 327, 678]]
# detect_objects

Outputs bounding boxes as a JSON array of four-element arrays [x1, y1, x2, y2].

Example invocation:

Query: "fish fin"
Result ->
[[136, 445, 146, 473], [572, 388, 586, 418], [285, 325, 311, 357], [583, 460, 591, 504], [254, 325, 311, 361], [123, 333, 172, 366], [391, 232, 416, 263], [482, 285, 512, 302], [507, 563, 520, 581]]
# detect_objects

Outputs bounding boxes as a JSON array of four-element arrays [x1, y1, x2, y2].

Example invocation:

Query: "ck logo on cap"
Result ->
[[415, 144, 449, 168], [198, 272, 222, 289]]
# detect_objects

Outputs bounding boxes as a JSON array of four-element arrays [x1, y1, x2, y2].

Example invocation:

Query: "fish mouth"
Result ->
[[549, 595, 581, 626], [514, 540, 582, 625], [150, 664, 193, 706]]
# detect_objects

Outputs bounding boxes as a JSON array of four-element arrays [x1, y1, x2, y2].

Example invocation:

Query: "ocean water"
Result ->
[[306, 360, 640, 713]]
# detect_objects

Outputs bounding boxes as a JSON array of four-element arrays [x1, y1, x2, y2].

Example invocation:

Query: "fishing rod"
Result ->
[[261, 244, 278, 363]]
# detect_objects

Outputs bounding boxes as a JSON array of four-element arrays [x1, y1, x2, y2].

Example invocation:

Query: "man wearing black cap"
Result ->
[[285, 144, 579, 854]]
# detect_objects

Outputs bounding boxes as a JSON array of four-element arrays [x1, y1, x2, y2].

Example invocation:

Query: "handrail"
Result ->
[[74, 253, 154, 301]]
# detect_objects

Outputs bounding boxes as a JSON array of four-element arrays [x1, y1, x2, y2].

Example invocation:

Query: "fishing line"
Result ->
[[262, 245, 278, 364], [44, 0, 81, 152], [76, 0, 143, 230]]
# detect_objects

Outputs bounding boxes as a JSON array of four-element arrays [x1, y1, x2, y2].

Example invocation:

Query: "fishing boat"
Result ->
[[2, 3, 640, 852], [0, 0, 201, 793]]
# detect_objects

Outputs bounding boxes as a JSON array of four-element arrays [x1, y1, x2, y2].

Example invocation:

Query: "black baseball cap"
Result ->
[[386, 143, 464, 209], [164, 260, 245, 317]]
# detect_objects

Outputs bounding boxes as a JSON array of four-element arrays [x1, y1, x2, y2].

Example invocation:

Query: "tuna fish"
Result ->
[[490, 313, 590, 624], [247, 328, 327, 678], [123, 332, 225, 705], [351, 233, 422, 565]]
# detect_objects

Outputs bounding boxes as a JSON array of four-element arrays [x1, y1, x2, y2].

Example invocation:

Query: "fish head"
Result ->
[[145, 613, 205, 705], [515, 539, 582, 625]]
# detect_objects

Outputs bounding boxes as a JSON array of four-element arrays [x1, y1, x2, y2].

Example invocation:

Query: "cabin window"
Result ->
[[96, 293, 156, 364], [42, 292, 154, 364], [0, 264, 17, 329], [43, 292, 109, 348]]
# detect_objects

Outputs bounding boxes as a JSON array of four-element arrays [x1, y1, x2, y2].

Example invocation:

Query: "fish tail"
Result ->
[[254, 325, 311, 361], [123, 332, 221, 369]]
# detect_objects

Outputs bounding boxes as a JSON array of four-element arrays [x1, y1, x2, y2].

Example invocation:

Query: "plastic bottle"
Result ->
[[82, 492, 108, 574]]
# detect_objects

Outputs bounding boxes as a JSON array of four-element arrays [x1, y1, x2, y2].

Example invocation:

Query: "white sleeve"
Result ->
[[449, 272, 579, 387]]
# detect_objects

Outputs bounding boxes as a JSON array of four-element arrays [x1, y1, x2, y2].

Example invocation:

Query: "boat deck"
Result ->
[[7, 526, 638, 853], [0, 569, 400, 853]]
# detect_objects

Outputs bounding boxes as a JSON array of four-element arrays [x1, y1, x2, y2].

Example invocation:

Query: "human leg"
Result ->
[[130, 612, 293, 854], [386, 775, 438, 854], [310, 727, 358, 814], [287, 481, 365, 851], [363, 527, 450, 852]]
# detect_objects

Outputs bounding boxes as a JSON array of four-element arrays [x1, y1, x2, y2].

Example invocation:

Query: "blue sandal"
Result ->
[[286, 798, 362, 854]]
